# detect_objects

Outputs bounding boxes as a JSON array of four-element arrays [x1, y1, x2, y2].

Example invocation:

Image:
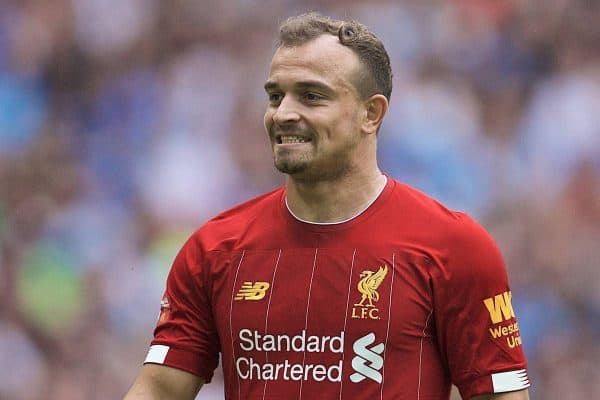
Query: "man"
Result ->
[[124, 12, 530, 400]]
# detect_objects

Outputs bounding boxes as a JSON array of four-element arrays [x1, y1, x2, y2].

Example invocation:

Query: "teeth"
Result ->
[[280, 136, 308, 144]]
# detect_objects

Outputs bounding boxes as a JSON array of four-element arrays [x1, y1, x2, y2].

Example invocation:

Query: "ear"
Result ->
[[362, 94, 388, 135]]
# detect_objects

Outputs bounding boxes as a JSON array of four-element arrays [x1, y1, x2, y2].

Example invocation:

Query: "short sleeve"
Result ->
[[432, 213, 529, 399], [143, 235, 220, 382]]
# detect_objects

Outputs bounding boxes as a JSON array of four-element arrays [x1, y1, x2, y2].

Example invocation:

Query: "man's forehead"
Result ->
[[267, 35, 360, 90]]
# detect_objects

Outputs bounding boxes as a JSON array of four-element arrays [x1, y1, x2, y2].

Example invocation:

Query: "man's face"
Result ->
[[264, 34, 367, 181]]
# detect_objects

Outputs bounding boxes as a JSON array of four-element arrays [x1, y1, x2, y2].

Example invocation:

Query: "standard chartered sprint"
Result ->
[[236, 329, 344, 382]]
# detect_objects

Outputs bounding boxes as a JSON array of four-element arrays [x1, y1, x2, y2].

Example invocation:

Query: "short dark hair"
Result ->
[[277, 12, 393, 101]]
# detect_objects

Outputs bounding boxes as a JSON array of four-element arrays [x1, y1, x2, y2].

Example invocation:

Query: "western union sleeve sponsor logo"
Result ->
[[483, 291, 523, 349], [489, 322, 519, 339], [489, 322, 522, 348], [483, 291, 515, 324]]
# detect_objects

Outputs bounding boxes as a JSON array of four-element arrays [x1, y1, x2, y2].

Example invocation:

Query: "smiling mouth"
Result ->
[[277, 135, 311, 144]]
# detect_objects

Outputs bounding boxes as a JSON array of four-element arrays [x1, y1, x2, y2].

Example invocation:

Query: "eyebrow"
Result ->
[[264, 80, 334, 94]]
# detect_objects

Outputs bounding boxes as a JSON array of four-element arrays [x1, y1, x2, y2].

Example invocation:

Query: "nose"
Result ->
[[272, 96, 301, 125]]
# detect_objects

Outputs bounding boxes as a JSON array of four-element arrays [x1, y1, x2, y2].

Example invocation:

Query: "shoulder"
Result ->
[[188, 186, 285, 252], [389, 179, 499, 259], [388, 180, 480, 234]]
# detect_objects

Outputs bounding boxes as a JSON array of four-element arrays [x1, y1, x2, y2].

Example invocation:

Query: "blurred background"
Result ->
[[1, 0, 599, 398]]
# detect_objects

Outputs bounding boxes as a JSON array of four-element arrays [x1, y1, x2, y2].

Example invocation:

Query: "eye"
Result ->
[[304, 92, 324, 102], [268, 92, 283, 104]]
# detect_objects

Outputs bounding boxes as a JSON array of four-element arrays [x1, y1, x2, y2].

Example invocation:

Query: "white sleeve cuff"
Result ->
[[144, 344, 170, 364], [491, 369, 530, 393]]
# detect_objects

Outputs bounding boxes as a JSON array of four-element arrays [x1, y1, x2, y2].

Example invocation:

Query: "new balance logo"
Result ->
[[235, 282, 270, 301], [350, 333, 384, 384], [483, 291, 515, 324]]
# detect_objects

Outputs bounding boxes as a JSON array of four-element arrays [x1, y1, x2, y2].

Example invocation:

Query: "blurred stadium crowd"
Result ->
[[1, 0, 599, 399]]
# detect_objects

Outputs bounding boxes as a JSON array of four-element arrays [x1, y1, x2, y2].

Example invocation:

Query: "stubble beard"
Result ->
[[273, 152, 311, 176], [269, 127, 361, 182], [273, 148, 354, 182]]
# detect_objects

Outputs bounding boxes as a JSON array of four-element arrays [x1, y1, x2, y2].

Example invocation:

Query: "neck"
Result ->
[[285, 168, 387, 223]]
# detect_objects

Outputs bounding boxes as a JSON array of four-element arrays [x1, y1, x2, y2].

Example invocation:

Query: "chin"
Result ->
[[275, 162, 308, 175], [275, 165, 306, 175]]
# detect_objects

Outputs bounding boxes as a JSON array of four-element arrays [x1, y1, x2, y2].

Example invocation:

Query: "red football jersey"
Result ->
[[145, 178, 529, 399]]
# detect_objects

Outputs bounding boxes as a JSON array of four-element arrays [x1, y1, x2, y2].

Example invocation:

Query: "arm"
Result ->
[[471, 388, 530, 400], [125, 236, 219, 399], [124, 364, 204, 400], [433, 215, 531, 398]]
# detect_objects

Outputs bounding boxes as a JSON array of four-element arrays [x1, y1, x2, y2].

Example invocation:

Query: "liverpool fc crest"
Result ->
[[352, 265, 389, 320]]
